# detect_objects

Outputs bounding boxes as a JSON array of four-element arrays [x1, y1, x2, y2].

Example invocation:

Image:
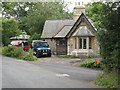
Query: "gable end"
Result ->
[[66, 13, 97, 38]]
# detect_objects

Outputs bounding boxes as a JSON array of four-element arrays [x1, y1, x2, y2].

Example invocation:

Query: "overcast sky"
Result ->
[[64, 0, 93, 12]]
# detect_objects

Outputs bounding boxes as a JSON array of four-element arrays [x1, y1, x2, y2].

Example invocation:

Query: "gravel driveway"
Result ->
[[37, 55, 101, 67]]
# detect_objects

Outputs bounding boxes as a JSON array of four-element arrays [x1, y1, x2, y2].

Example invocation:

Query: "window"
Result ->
[[75, 37, 93, 50], [83, 38, 86, 49], [79, 37, 82, 49], [89, 38, 92, 49], [75, 37, 77, 49], [60, 41, 65, 46]]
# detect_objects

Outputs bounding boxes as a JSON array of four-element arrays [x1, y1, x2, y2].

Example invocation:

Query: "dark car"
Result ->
[[31, 40, 51, 58]]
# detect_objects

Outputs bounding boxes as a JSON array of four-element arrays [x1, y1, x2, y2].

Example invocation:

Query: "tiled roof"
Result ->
[[54, 25, 73, 38], [72, 26, 95, 36], [41, 19, 75, 38]]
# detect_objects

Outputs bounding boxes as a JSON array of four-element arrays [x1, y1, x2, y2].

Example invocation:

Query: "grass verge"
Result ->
[[94, 72, 119, 88], [58, 55, 70, 58], [0, 47, 2, 54]]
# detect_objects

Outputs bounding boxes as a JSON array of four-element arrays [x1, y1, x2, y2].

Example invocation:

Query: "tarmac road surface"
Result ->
[[2, 56, 104, 88]]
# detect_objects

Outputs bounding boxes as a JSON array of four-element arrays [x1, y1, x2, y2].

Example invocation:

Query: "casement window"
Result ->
[[78, 37, 86, 49], [75, 37, 77, 49], [83, 38, 86, 49], [89, 37, 92, 49], [79, 37, 82, 49], [75, 37, 93, 49]]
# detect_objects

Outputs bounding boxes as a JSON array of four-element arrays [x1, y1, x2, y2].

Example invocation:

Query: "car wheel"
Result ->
[[36, 52, 40, 58], [48, 53, 51, 57]]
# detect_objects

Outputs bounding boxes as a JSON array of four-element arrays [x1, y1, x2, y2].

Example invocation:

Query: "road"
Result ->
[[2, 56, 103, 88]]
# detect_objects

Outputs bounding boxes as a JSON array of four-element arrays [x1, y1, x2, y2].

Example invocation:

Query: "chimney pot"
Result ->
[[82, 2, 84, 5], [75, 2, 77, 6], [78, 2, 80, 6]]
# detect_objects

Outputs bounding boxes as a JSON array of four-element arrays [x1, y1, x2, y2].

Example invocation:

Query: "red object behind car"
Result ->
[[10, 40, 29, 51]]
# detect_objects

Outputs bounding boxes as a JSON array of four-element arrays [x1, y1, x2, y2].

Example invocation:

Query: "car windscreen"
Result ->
[[35, 42, 48, 47], [19, 42, 28, 46], [24, 42, 28, 46]]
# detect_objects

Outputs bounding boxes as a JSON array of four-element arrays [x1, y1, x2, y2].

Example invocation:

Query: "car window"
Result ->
[[34, 42, 48, 47], [24, 42, 28, 46]]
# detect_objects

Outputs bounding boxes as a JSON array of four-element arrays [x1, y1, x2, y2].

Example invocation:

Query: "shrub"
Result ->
[[18, 49, 37, 61], [2, 45, 37, 61], [19, 54, 37, 61], [2, 45, 23, 57], [80, 61, 104, 69]]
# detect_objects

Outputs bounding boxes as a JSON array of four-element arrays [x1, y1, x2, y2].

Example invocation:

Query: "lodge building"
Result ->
[[41, 2, 100, 57]]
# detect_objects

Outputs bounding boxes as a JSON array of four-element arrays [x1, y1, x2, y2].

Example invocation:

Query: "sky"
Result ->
[[64, 0, 93, 12]]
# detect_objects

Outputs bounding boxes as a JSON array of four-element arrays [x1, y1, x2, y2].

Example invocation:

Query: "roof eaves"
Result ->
[[46, 19, 73, 21]]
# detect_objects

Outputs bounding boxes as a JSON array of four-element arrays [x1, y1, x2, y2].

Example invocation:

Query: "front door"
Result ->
[[56, 39, 67, 55]]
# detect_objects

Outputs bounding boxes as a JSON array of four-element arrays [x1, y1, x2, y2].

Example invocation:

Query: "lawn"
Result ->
[[0, 47, 2, 54]]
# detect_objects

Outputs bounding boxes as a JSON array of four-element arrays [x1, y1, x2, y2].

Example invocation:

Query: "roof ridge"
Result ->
[[46, 19, 73, 20]]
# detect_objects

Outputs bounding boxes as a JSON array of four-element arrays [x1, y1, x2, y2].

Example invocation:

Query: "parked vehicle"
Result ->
[[31, 40, 51, 58], [10, 40, 29, 51]]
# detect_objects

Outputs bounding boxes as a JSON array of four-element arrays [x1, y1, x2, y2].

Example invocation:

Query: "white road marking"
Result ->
[[56, 74, 70, 77]]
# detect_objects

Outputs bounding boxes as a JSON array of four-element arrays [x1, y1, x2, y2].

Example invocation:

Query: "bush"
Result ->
[[2, 45, 23, 57], [80, 61, 104, 69], [2, 45, 37, 61], [19, 49, 37, 61], [19, 54, 37, 61]]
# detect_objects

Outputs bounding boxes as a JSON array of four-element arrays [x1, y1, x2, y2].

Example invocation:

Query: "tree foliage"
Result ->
[[86, 2, 120, 72], [26, 2, 73, 35], [2, 18, 21, 46], [28, 32, 43, 44], [2, 2, 32, 33], [2, 2, 73, 35], [85, 2, 105, 29]]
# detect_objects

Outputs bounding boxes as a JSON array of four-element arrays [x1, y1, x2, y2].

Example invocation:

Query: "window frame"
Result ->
[[74, 37, 93, 50]]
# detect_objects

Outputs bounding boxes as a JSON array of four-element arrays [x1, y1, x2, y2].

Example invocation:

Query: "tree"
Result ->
[[28, 32, 43, 44], [2, 2, 73, 36], [85, 2, 105, 29], [2, 2, 33, 32], [86, 2, 120, 72], [2, 18, 22, 46], [26, 2, 73, 35], [97, 2, 120, 72]]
